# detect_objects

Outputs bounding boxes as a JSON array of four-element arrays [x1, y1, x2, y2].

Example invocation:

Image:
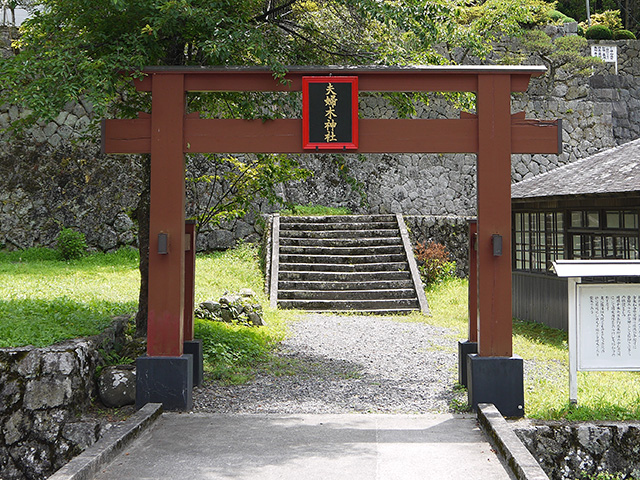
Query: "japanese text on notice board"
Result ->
[[578, 284, 640, 370]]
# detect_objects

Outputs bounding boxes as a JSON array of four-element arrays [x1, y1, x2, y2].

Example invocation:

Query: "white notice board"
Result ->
[[577, 284, 640, 371], [590, 45, 618, 74]]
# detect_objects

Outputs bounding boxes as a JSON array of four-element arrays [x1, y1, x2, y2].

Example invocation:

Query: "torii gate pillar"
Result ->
[[103, 66, 560, 415]]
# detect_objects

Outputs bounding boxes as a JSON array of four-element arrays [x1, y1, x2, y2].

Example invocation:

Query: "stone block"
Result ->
[[24, 377, 72, 410], [457, 341, 477, 387], [467, 354, 524, 418], [54, 111, 68, 126], [43, 121, 58, 137], [32, 409, 67, 443], [136, 355, 193, 411], [47, 133, 62, 147]]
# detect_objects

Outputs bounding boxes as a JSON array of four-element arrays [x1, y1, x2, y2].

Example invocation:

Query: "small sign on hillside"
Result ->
[[591, 45, 618, 74]]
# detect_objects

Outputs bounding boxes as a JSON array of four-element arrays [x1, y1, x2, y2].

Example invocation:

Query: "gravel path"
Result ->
[[193, 313, 466, 414]]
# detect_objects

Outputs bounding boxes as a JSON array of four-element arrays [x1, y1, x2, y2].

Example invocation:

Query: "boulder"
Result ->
[[97, 365, 136, 408]]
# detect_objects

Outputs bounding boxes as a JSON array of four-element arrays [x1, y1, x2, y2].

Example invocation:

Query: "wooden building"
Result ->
[[511, 138, 640, 330]]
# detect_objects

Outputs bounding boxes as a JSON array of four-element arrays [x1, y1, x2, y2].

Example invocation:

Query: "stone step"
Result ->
[[272, 213, 426, 314], [278, 279, 415, 291], [279, 236, 403, 247], [280, 221, 398, 232], [278, 289, 417, 300], [279, 253, 407, 265], [279, 262, 409, 273], [279, 245, 405, 256], [278, 270, 412, 282], [279, 229, 400, 239], [279, 214, 397, 224], [298, 308, 418, 314], [278, 298, 420, 311]]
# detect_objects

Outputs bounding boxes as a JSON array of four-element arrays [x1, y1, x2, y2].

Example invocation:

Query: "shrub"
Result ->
[[548, 9, 563, 21], [613, 29, 636, 40], [588, 10, 623, 32], [585, 25, 613, 40], [56, 228, 87, 260], [581, 10, 623, 38], [414, 241, 457, 285], [549, 9, 575, 23]]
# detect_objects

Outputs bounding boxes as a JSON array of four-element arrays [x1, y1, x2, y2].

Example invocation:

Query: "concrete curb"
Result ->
[[48, 402, 163, 480], [477, 403, 549, 480]]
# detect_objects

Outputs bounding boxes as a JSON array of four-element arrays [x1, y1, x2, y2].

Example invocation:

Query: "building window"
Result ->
[[569, 209, 639, 260], [514, 209, 640, 273], [514, 211, 564, 272]]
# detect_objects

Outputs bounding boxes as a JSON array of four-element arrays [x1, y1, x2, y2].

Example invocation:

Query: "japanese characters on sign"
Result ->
[[578, 284, 640, 370], [591, 45, 618, 74], [302, 76, 358, 150]]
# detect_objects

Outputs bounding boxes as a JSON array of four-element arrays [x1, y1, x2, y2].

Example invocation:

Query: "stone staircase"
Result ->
[[268, 214, 429, 314]]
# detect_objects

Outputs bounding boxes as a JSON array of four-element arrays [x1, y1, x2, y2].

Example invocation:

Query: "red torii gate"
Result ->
[[103, 66, 560, 415]]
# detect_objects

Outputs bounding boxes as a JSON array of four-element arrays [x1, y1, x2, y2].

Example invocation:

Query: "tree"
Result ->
[[0, 0, 557, 335]]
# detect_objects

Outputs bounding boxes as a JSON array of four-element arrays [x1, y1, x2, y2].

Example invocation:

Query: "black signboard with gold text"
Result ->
[[302, 76, 358, 150]]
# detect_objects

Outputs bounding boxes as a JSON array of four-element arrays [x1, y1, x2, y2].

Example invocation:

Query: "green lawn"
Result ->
[[1, 245, 639, 420], [0, 248, 140, 347], [421, 278, 640, 421]]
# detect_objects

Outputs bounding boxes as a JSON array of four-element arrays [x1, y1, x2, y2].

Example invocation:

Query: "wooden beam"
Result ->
[[512, 119, 562, 154], [131, 66, 546, 93], [146, 73, 186, 357], [103, 116, 560, 155], [183, 118, 479, 154], [101, 117, 151, 154]]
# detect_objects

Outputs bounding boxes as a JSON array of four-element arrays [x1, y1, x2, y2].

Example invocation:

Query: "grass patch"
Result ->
[[0, 247, 140, 347], [0, 243, 293, 386], [280, 203, 352, 216], [417, 278, 640, 421], [193, 243, 294, 383], [194, 242, 269, 304], [195, 317, 286, 384]]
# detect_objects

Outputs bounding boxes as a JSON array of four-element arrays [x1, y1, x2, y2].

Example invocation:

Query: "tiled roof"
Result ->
[[511, 138, 640, 199]]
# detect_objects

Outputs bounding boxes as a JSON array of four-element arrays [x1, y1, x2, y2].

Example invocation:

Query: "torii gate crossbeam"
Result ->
[[103, 66, 561, 415]]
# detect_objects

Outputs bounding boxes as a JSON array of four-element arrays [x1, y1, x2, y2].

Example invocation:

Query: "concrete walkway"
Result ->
[[91, 413, 514, 480]]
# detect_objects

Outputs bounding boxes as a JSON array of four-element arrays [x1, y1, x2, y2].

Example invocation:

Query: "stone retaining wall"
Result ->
[[405, 215, 473, 277], [0, 317, 129, 480], [515, 422, 640, 480]]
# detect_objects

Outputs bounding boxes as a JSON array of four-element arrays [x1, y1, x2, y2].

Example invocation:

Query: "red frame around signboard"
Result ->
[[302, 76, 358, 151]]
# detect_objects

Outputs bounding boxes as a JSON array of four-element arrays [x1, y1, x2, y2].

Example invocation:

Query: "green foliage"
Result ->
[[98, 342, 136, 376], [194, 243, 268, 303], [186, 153, 311, 231], [582, 9, 623, 32], [414, 241, 457, 286], [280, 203, 352, 216], [614, 29, 636, 39], [0, 297, 121, 348], [0, 0, 486, 128], [549, 9, 576, 23], [514, 30, 602, 79], [585, 24, 614, 39], [453, 0, 555, 60], [56, 228, 88, 260], [577, 472, 637, 480], [195, 318, 282, 384], [0, 248, 140, 347], [0, 247, 60, 262]]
